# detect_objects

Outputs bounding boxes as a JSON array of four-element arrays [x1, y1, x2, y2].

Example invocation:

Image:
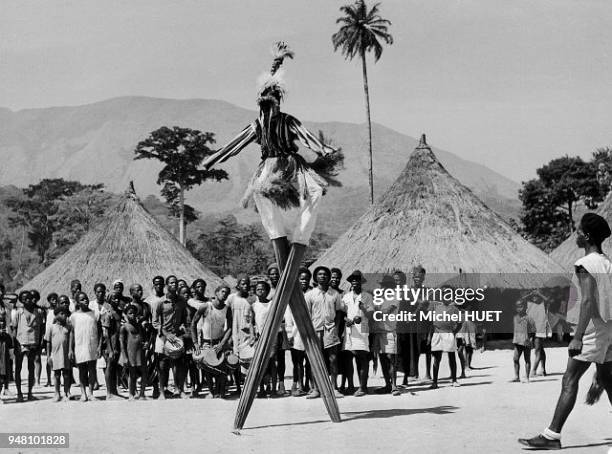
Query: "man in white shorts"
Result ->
[[519, 213, 612, 450], [428, 287, 461, 389]]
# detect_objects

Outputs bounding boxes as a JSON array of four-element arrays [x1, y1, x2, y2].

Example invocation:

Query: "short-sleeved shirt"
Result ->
[[527, 302, 549, 336], [13, 307, 43, 346], [69, 310, 99, 364], [229, 294, 253, 355], [101, 303, 123, 354], [513, 314, 536, 346], [305, 287, 343, 331], [252, 300, 271, 335], [88, 300, 107, 322], [145, 294, 166, 317], [428, 301, 460, 334], [342, 290, 373, 351], [371, 298, 399, 333], [45, 323, 71, 370]]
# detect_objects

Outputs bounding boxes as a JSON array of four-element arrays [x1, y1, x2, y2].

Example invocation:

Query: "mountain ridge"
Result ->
[[0, 96, 521, 237]]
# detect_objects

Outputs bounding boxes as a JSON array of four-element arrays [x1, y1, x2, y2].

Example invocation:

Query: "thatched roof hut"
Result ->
[[21, 183, 224, 297], [312, 135, 564, 288], [550, 192, 612, 270]]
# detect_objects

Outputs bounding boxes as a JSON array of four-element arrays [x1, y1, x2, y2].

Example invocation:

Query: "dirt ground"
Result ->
[[0, 347, 610, 454]]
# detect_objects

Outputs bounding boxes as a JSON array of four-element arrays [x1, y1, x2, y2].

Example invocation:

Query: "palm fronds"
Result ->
[[332, 0, 393, 63]]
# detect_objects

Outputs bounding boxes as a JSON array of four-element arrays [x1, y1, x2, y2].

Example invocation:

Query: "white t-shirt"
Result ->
[[252, 300, 271, 335], [342, 291, 371, 352], [569, 252, 612, 325]]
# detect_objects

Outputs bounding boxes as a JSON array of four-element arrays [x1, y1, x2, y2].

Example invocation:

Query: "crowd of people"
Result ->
[[0, 264, 543, 404]]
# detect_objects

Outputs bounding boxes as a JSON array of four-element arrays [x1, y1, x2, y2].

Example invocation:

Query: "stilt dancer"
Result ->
[[204, 42, 342, 430]]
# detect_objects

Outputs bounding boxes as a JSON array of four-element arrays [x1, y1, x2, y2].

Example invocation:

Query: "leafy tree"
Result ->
[[134, 126, 227, 246], [519, 180, 570, 252], [53, 186, 113, 255], [0, 235, 15, 287], [190, 215, 274, 276], [519, 156, 601, 251], [332, 0, 393, 204], [4, 179, 104, 264]]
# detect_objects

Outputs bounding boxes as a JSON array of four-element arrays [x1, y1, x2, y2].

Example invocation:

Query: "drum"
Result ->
[[162, 335, 185, 359], [194, 346, 226, 375], [237, 344, 255, 374], [226, 353, 239, 371]]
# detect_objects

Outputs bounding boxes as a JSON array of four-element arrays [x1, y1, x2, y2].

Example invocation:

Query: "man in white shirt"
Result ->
[[304, 266, 344, 399], [520, 213, 612, 450], [342, 270, 373, 397]]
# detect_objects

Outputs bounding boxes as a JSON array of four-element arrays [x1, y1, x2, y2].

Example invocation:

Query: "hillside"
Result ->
[[0, 96, 521, 236]]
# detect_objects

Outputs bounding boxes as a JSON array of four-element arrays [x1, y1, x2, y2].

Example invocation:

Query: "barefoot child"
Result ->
[[70, 292, 100, 402], [46, 307, 71, 402], [119, 305, 146, 400], [512, 299, 536, 383]]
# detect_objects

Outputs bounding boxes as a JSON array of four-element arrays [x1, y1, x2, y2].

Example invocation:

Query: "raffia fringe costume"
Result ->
[[204, 112, 330, 244]]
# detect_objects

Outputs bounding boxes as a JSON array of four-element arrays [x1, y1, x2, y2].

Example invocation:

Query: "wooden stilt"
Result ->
[[234, 244, 307, 430], [274, 240, 341, 423]]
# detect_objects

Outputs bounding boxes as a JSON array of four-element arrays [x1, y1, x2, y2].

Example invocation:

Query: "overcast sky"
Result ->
[[2, 0, 611, 183]]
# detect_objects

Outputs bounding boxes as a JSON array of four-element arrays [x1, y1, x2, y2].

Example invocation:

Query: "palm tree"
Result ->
[[332, 0, 393, 204]]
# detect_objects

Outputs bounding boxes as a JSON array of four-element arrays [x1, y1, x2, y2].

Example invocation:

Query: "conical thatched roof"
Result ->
[[21, 184, 224, 297], [313, 135, 564, 288], [550, 192, 612, 270]]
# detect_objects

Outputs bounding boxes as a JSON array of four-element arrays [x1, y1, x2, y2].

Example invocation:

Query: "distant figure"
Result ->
[[153, 275, 187, 399], [101, 291, 123, 400], [527, 291, 550, 377], [519, 213, 612, 450], [342, 270, 373, 397], [70, 292, 99, 402], [428, 287, 461, 389], [285, 267, 311, 396], [230, 276, 255, 396], [191, 285, 233, 398], [267, 263, 289, 397], [597, 162, 611, 192], [413, 266, 432, 381], [144, 275, 166, 399], [304, 266, 344, 399], [456, 307, 476, 377], [372, 275, 400, 396], [46, 307, 72, 402], [119, 304, 146, 400], [252, 281, 278, 397], [43, 292, 59, 387], [0, 305, 14, 403], [12, 290, 43, 402], [511, 299, 536, 383]]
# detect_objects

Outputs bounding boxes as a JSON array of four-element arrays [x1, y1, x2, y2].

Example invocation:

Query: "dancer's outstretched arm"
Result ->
[[203, 123, 257, 169], [287, 116, 336, 156]]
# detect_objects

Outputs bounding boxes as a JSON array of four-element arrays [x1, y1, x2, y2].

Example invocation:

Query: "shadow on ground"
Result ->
[[242, 406, 458, 430]]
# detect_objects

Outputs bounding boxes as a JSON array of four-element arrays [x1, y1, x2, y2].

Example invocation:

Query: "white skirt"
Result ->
[[431, 332, 457, 353], [246, 158, 325, 245]]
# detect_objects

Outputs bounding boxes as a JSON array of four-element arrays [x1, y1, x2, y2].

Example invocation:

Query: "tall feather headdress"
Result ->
[[257, 41, 294, 105]]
